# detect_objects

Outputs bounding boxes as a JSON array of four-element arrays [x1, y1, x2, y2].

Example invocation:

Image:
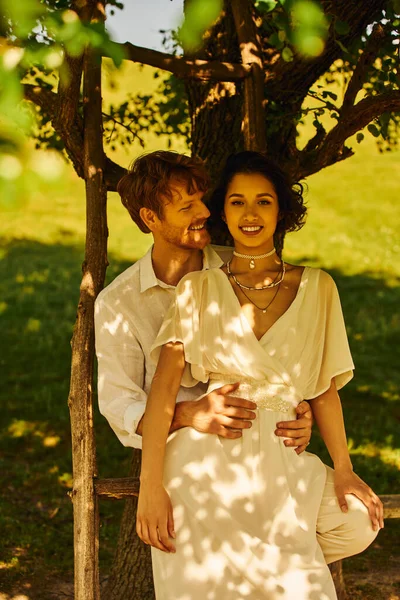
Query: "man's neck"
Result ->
[[151, 242, 204, 287]]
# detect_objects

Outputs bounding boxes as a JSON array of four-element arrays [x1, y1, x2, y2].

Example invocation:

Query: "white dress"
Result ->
[[150, 267, 354, 600]]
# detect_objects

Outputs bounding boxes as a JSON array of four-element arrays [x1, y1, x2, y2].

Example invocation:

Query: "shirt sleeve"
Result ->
[[306, 270, 354, 399], [150, 273, 209, 387], [95, 294, 147, 449]]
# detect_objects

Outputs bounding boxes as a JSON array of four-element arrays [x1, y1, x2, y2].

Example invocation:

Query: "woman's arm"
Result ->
[[136, 341, 186, 553], [310, 380, 383, 531]]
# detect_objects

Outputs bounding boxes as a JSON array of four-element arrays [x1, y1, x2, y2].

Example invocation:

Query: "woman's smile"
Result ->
[[240, 225, 264, 236]]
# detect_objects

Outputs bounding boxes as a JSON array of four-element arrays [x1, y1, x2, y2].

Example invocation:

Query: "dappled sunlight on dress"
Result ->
[[150, 267, 354, 600]]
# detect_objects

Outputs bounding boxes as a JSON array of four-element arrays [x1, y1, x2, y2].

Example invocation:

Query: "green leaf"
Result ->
[[255, 0, 278, 13], [178, 0, 223, 52], [291, 0, 329, 57], [272, 12, 288, 30], [4, 0, 46, 38], [269, 32, 285, 50], [102, 40, 126, 68], [367, 124, 380, 138], [356, 133, 364, 144], [335, 39, 348, 54], [282, 46, 294, 62], [334, 19, 350, 35]]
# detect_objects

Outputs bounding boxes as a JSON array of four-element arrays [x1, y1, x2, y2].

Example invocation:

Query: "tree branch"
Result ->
[[266, 0, 388, 105], [104, 157, 126, 191], [24, 82, 86, 178], [23, 83, 126, 191], [298, 90, 400, 178], [54, 2, 99, 173], [102, 112, 145, 146], [104, 41, 250, 81], [341, 22, 389, 115], [23, 83, 58, 115]]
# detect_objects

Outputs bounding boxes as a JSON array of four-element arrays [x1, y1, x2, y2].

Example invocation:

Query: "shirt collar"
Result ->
[[139, 244, 223, 293]]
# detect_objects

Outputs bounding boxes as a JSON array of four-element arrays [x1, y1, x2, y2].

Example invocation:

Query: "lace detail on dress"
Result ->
[[208, 374, 301, 413]]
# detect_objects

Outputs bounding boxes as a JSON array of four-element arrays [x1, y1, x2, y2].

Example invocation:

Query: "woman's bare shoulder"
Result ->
[[284, 263, 307, 281]]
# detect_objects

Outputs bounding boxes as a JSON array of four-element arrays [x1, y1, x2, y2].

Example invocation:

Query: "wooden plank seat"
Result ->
[[94, 477, 400, 518]]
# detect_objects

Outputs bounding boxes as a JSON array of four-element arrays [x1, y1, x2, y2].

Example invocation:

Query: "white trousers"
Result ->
[[317, 465, 379, 564]]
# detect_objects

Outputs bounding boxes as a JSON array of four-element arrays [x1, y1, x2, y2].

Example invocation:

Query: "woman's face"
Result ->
[[223, 172, 280, 252]]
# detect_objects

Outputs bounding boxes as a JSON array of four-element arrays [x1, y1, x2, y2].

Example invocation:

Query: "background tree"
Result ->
[[1, 0, 399, 598]]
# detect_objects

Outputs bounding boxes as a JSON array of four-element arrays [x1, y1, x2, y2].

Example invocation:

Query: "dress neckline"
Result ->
[[216, 266, 310, 343]]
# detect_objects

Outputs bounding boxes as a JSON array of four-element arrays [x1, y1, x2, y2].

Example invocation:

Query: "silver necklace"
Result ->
[[226, 259, 286, 290], [233, 247, 276, 269]]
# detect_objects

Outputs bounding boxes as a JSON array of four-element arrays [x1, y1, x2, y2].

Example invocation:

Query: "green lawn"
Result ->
[[0, 63, 399, 598]]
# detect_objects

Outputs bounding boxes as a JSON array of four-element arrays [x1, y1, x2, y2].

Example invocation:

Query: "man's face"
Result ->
[[156, 179, 211, 250]]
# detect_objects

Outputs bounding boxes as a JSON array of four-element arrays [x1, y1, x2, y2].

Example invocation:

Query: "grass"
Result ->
[[0, 63, 399, 598]]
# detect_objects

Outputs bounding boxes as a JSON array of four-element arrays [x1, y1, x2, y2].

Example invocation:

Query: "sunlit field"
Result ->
[[0, 61, 399, 599]]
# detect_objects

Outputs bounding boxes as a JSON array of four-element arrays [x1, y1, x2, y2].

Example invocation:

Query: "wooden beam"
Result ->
[[95, 481, 400, 519], [231, 0, 266, 151], [68, 3, 108, 600], [380, 495, 400, 519], [104, 41, 251, 81], [95, 477, 140, 499]]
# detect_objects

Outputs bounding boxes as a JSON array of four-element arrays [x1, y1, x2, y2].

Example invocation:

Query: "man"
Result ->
[[95, 150, 377, 567]]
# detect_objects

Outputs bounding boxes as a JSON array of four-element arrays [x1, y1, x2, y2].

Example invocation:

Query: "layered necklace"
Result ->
[[226, 252, 285, 314]]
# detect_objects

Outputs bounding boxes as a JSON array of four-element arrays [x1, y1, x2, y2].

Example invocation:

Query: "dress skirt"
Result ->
[[151, 405, 337, 600]]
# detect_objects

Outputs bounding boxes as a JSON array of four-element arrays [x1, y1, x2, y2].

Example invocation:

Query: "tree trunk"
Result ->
[[185, 2, 243, 182], [103, 450, 154, 600], [68, 3, 108, 599]]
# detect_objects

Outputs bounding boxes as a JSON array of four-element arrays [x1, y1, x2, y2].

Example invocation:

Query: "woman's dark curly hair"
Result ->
[[208, 152, 307, 253]]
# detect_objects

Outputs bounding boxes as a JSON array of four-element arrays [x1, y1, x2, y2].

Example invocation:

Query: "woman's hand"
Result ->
[[136, 483, 176, 553], [334, 467, 384, 531]]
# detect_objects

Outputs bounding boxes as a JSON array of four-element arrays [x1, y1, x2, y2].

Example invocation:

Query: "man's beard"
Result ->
[[161, 225, 211, 250]]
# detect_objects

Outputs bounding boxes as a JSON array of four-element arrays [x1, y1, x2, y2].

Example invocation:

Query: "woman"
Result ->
[[137, 152, 383, 599]]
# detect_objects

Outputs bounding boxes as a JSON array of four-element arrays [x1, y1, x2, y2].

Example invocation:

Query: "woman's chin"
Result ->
[[234, 234, 273, 249]]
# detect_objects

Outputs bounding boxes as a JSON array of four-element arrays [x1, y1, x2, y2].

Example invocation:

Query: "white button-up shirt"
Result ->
[[95, 244, 231, 449]]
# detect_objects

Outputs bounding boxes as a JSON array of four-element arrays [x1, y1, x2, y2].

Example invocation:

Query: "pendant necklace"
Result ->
[[233, 247, 276, 270], [233, 277, 281, 314]]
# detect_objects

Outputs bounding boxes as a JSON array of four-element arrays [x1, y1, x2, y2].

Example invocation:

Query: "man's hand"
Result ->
[[275, 400, 313, 454], [174, 382, 257, 439]]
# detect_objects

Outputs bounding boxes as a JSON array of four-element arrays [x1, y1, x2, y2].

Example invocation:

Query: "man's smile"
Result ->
[[188, 223, 207, 231]]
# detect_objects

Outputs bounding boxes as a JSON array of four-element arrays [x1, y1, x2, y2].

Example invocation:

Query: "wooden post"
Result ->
[[68, 2, 108, 599], [329, 561, 347, 600], [231, 0, 266, 151]]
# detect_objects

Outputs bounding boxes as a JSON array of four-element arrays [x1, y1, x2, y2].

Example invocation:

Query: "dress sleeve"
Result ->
[[306, 270, 354, 399], [150, 273, 209, 387]]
